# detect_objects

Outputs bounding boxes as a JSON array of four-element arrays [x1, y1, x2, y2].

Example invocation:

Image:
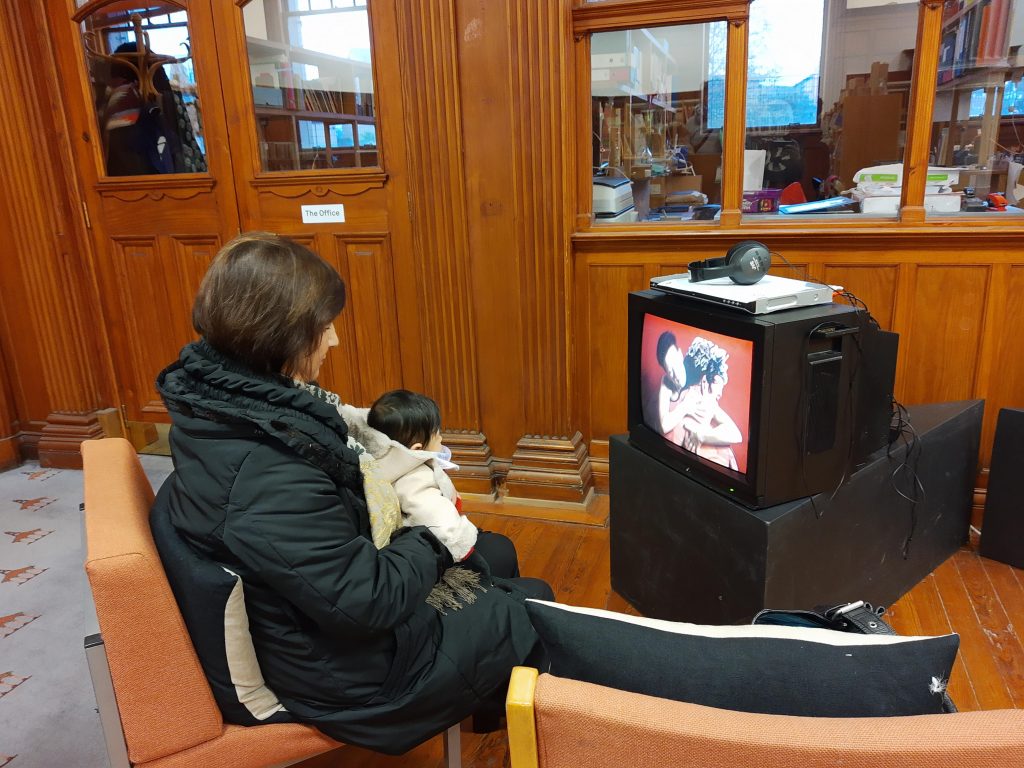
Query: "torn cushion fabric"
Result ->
[[525, 600, 959, 717]]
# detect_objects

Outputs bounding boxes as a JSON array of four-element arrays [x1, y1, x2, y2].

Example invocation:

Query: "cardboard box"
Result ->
[[650, 174, 702, 209]]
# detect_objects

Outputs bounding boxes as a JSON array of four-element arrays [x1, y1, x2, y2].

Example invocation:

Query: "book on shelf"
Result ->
[[942, 0, 1012, 81]]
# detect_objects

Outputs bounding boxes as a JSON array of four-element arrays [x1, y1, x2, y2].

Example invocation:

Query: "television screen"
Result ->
[[639, 313, 754, 475]]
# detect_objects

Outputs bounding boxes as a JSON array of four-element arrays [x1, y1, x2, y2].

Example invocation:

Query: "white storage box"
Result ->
[[853, 164, 961, 191], [853, 189, 962, 215]]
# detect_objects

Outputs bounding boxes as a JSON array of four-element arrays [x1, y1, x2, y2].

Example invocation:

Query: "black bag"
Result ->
[[753, 600, 958, 713]]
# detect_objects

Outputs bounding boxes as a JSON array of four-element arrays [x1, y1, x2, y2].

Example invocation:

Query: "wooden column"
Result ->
[[397, 0, 494, 493], [0, 3, 116, 467], [500, 0, 594, 506], [719, 14, 749, 228], [900, 0, 944, 224], [0, 339, 18, 470]]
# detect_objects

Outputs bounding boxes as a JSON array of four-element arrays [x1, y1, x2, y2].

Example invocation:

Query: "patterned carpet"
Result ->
[[0, 455, 173, 768]]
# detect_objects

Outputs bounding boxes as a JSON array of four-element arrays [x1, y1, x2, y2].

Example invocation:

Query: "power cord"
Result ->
[[768, 249, 881, 329], [888, 398, 926, 558]]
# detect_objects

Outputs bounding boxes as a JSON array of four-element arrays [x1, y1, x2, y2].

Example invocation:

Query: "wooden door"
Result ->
[[46, 0, 241, 422], [211, 0, 420, 405]]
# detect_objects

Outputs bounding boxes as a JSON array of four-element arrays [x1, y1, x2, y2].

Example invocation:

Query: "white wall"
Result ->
[[591, 24, 712, 98], [243, 0, 268, 40], [821, 0, 919, 109]]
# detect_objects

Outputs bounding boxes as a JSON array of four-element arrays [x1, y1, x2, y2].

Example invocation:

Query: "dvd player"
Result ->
[[650, 273, 835, 315]]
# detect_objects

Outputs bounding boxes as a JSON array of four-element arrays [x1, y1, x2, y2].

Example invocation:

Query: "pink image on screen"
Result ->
[[640, 314, 753, 475]]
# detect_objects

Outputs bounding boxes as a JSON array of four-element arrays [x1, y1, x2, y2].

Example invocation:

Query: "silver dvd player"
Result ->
[[650, 273, 835, 315]]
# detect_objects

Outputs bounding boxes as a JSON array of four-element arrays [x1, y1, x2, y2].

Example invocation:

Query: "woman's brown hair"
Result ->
[[192, 232, 345, 376]]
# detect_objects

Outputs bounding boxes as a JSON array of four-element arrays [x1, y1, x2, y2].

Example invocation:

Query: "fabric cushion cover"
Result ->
[[525, 600, 959, 717]]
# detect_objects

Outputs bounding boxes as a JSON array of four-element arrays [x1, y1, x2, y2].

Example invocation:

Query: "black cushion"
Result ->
[[526, 600, 959, 717], [151, 481, 294, 726]]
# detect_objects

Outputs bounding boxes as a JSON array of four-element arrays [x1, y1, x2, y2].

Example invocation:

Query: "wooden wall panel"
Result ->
[[977, 264, 1024, 466], [456, 0, 525, 466], [338, 235, 403, 405], [397, 0, 481, 429], [0, 324, 17, 468], [901, 266, 989, 406], [823, 265, 899, 330], [586, 266, 647, 441], [502, 0, 595, 504], [0, 1, 114, 465], [109, 239, 189, 415], [170, 236, 221, 344]]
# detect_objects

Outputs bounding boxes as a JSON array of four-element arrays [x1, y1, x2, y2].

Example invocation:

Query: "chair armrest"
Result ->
[[506, 666, 539, 768]]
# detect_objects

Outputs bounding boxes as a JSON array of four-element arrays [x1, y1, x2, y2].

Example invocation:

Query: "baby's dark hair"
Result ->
[[368, 389, 442, 448]]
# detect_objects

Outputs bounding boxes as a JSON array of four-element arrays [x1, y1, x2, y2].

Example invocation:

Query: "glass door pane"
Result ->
[[80, 2, 208, 176], [242, 0, 378, 171]]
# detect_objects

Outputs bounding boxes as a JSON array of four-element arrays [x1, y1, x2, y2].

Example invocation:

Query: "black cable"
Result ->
[[886, 397, 926, 558], [768, 249, 881, 329]]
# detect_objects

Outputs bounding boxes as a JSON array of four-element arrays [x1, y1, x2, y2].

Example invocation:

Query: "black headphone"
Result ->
[[688, 240, 772, 285]]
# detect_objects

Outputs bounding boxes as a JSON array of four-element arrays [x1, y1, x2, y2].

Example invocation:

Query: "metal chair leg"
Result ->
[[84, 633, 132, 768], [443, 722, 462, 768]]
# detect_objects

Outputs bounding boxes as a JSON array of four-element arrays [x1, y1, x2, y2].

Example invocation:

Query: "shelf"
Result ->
[[255, 106, 375, 123], [941, 0, 986, 30], [246, 36, 369, 68], [937, 65, 1013, 93], [610, 85, 675, 112]]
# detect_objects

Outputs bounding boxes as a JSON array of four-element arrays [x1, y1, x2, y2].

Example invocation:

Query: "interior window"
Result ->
[[591, 21, 728, 224], [243, 0, 378, 172], [79, 2, 207, 176]]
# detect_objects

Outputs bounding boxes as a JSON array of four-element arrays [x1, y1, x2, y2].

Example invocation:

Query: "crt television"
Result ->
[[627, 289, 897, 508]]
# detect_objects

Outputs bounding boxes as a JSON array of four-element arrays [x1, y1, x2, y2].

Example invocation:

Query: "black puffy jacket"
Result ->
[[155, 340, 539, 753]]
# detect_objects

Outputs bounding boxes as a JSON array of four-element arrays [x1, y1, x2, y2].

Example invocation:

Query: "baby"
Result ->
[[363, 389, 477, 562]]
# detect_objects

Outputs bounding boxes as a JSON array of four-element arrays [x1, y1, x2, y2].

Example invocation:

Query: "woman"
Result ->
[[677, 337, 742, 471], [154, 232, 548, 753]]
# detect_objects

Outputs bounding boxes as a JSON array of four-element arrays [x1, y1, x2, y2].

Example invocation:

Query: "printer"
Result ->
[[593, 175, 637, 223]]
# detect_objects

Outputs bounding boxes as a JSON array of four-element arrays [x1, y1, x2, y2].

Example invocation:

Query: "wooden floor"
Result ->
[[300, 512, 1024, 768]]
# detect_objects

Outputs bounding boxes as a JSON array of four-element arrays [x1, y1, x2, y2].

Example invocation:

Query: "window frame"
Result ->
[[573, 0, 1024, 235]]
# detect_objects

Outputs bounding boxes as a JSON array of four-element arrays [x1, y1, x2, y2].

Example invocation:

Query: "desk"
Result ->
[[610, 401, 983, 624]]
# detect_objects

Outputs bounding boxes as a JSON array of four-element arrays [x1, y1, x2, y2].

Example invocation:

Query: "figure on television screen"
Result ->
[[654, 331, 691, 445], [655, 332, 742, 470], [680, 337, 743, 469]]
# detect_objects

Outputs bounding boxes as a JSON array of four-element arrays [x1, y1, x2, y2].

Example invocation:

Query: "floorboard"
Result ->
[[297, 509, 1024, 767]]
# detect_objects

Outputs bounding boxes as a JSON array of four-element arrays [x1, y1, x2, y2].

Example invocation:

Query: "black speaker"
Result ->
[[979, 408, 1024, 569], [688, 240, 771, 285]]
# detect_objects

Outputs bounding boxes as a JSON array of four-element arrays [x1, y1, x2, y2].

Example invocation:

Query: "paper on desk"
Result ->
[[743, 149, 766, 192], [1006, 161, 1024, 204]]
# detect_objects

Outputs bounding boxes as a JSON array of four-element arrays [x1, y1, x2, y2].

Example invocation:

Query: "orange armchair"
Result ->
[[506, 667, 1024, 768], [81, 438, 462, 768]]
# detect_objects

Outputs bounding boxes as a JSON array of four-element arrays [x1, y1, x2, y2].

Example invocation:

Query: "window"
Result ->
[[740, 0, 918, 219], [708, 0, 824, 130], [79, 2, 208, 176], [243, 0, 378, 171], [930, 0, 1024, 217], [591, 22, 728, 224]]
